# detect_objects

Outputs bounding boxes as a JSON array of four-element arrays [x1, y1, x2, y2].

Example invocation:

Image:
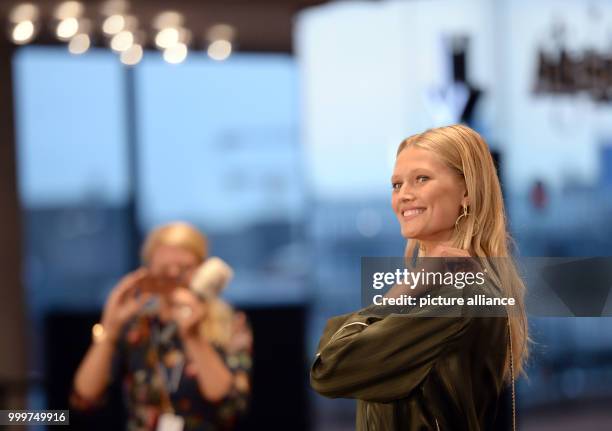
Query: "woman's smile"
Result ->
[[400, 207, 427, 221], [391, 146, 466, 241]]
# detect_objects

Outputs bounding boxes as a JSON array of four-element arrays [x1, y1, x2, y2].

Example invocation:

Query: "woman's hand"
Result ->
[[426, 244, 482, 275], [100, 268, 152, 343], [227, 312, 253, 354], [387, 245, 474, 299], [427, 244, 471, 257], [169, 288, 208, 340]]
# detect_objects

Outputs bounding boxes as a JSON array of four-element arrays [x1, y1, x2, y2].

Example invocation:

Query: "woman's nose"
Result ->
[[399, 183, 416, 201], [166, 265, 181, 278]]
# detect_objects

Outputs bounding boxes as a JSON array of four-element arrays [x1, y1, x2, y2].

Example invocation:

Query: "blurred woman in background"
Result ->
[[72, 222, 252, 431], [311, 124, 529, 430]]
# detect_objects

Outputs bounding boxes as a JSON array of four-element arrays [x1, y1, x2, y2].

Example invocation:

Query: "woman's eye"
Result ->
[[416, 175, 429, 183], [392, 182, 402, 190]]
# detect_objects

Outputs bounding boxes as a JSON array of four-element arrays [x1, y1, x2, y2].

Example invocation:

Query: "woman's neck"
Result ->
[[417, 228, 456, 257]]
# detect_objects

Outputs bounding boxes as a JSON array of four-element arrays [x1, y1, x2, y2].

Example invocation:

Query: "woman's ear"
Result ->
[[458, 181, 470, 208]]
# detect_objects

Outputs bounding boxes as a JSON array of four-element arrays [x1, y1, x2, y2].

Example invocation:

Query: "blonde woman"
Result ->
[[311, 125, 528, 430], [72, 222, 252, 431]]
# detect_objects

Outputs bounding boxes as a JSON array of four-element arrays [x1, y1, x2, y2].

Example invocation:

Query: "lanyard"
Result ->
[[151, 321, 185, 412]]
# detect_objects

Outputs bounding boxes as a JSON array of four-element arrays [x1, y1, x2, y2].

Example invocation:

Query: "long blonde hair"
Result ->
[[141, 222, 235, 348], [397, 124, 529, 381]]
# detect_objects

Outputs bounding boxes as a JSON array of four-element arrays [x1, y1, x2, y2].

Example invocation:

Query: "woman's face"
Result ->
[[391, 145, 467, 242], [148, 244, 200, 292]]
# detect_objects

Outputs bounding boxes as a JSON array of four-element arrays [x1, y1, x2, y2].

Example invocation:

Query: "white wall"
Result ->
[[498, 0, 612, 193], [296, 0, 612, 197], [295, 0, 497, 200]]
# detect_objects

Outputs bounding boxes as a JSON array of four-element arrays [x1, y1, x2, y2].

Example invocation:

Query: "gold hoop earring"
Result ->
[[471, 218, 481, 237], [454, 205, 468, 231], [455, 205, 480, 237]]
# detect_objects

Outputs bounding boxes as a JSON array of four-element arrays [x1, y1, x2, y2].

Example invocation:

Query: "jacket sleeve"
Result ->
[[310, 300, 473, 403]]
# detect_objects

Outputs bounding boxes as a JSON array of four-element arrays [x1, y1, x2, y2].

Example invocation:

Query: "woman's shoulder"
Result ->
[[465, 315, 509, 358]]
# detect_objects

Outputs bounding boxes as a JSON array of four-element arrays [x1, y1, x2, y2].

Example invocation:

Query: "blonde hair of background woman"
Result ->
[[141, 222, 234, 349], [397, 124, 529, 381]]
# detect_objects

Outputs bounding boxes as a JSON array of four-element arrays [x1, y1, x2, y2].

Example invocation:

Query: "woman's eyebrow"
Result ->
[[391, 168, 434, 180]]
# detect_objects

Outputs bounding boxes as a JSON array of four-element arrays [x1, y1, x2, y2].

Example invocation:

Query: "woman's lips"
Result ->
[[401, 208, 426, 221]]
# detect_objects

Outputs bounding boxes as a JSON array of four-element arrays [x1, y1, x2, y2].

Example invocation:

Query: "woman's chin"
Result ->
[[400, 226, 422, 239]]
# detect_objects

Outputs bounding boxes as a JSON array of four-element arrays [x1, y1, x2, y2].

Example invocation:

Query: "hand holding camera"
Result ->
[[100, 268, 153, 343]]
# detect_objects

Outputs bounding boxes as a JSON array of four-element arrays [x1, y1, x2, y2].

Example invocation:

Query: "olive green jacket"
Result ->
[[310, 302, 509, 430]]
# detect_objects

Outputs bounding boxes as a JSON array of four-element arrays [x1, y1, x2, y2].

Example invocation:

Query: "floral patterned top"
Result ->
[[72, 308, 253, 431]]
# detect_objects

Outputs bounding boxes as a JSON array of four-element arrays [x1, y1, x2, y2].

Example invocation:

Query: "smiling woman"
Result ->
[[391, 145, 468, 244], [311, 124, 529, 431]]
